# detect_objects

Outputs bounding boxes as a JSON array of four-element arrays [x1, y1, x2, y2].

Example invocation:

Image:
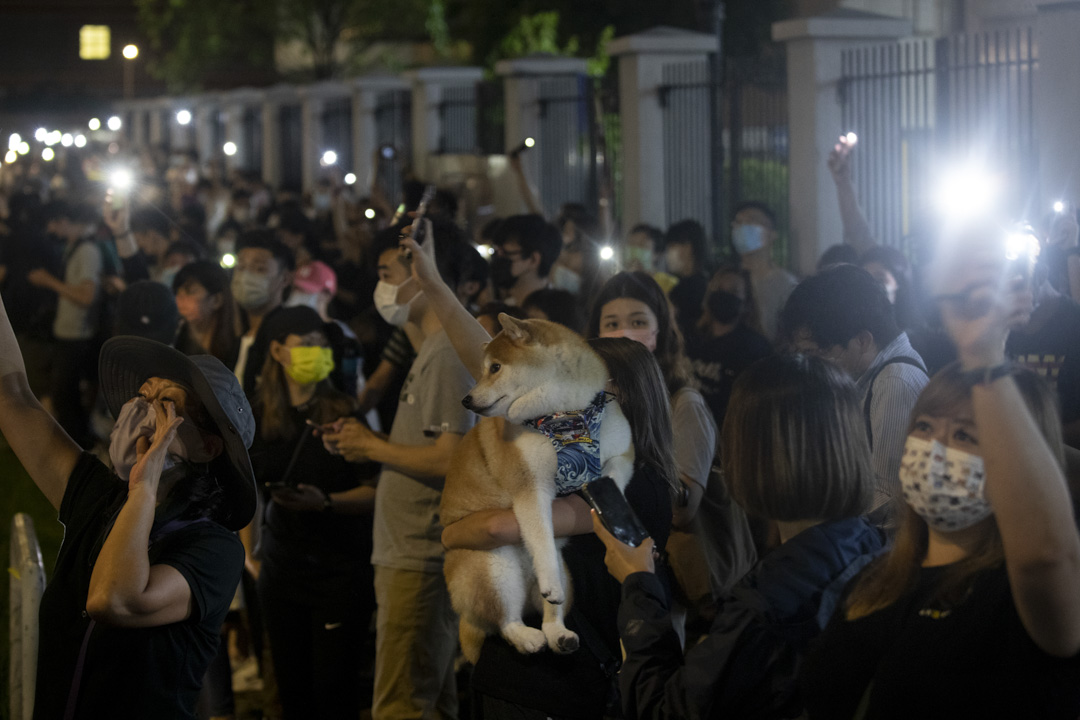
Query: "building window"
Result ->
[[80, 25, 111, 60]]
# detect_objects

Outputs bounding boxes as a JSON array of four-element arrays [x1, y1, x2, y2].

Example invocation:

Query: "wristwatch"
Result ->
[[958, 362, 1012, 387]]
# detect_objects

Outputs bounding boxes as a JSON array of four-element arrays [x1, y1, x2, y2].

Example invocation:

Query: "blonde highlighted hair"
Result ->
[[723, 354, 874, 522], [845, 363, 1064, 620]]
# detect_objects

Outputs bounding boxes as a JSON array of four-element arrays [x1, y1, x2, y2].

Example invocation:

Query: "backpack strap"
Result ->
[[863, 356, 927, 449]]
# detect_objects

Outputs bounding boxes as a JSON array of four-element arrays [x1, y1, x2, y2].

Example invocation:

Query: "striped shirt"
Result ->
[[856, 332, 929, 513]]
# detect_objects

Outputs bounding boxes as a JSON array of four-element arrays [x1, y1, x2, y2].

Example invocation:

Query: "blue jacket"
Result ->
[[617, 516, 885, 720]]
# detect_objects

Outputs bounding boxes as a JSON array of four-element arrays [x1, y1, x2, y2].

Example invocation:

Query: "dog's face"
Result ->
[[462, 314, 606, 423]]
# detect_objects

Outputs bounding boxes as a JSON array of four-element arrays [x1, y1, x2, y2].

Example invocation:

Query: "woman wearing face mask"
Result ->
[[0, 282, 255, 718], [800, 240, 1080, 718], [587, 272, 753, 631], [173, 260, 241, 368], [249, 306, 377, 720]]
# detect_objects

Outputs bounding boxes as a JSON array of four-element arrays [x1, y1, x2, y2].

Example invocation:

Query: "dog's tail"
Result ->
[[459, 616, 486, 665]]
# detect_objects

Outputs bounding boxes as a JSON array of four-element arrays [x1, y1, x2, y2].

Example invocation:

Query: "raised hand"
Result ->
[[129, 399, 184, 491]]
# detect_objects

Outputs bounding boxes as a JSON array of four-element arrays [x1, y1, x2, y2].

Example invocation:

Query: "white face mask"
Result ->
[[373, 279, 418, 327], [898, 436, 993, 532], [732, 224, 767, 255], [109, 397, 214, 481], [232, 270, 274, 310]]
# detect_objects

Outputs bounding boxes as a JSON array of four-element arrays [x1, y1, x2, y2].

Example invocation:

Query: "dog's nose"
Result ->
[[461, 395, 473, 410]]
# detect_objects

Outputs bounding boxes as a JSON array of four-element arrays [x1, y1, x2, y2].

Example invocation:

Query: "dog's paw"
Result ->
[[502, 623, 547, 655], [539, 584, 565, 605], [543, 624, 579, 654]]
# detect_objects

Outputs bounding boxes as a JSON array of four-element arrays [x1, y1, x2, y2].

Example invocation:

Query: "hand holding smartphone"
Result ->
[[581, 476, 649, 548]]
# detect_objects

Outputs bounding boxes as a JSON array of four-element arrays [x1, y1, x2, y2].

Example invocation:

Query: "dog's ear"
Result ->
[[499, 313, 531, 343]]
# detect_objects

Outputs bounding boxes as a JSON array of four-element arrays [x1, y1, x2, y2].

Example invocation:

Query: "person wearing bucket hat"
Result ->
[[248, 305, 378, 718], [0, 285, 255, 719]]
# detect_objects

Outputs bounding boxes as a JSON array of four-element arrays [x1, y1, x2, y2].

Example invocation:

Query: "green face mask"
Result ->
[[284, 346, 335, 385]]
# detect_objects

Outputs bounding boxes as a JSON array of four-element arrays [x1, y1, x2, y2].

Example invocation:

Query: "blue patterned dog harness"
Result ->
[[523, 391, 610, 496]]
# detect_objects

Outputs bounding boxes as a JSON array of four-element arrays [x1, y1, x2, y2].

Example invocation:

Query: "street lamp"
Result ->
[[123, 44, 139, 99]]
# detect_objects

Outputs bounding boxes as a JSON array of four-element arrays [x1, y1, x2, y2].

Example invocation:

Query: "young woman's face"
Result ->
[[271, 330, 329, 368], [175, 281, 221, 324], [598, 298, 660, 352], [909, 403, 981, 455]]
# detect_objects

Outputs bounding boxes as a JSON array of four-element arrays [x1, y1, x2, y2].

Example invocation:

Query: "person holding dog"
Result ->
[[593, 353, 885, 719], [588, 271, 757, 631], [0, 288, 254, 717], [323, 223, 480, 720]]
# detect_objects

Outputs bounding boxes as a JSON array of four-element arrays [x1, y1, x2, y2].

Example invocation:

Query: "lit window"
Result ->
[[80, 26, 111, 60]]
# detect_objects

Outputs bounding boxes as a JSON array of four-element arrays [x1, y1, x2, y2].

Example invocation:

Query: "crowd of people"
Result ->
[[1, 128, 1079, 720]]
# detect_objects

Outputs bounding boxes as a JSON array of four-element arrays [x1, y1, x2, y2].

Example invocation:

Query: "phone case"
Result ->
[[581, 476, 649, 548]]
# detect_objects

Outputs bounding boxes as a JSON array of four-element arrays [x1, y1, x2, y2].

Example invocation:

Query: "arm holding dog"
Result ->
[[401, 234, 490, 381], [442, 495, 594, 550]]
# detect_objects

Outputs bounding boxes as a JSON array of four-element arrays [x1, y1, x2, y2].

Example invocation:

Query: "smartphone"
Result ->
[[510, 137, 536, 158], [410, 184, 437, 247], [581, 476, 650, 548]]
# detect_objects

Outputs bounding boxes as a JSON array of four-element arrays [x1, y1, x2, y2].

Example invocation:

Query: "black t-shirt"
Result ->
[[250, 403, 375, 601], [1, 230, 64, 338], [684, 324, 773, 426], [34, 453, 244, 720], [470, 463, 674, 719], [1006, 296, 1080, 424], [801, 562, 1080, 719]]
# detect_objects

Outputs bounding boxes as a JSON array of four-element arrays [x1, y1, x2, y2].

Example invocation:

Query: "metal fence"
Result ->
[[321, 96, 353, 173], [240, 106, 263, 175], [9, 513, 46, 720], [477, 80, 505, 156], [374, 89, 412, 205], [537, 75, 597, 220], [840, 28, 1038, 249], [438, 85, 478, 154], [660, 52, 790, 262], [278, 103, 303, 191]]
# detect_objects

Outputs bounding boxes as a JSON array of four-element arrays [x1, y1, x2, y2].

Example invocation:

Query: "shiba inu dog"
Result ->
[[441, 315, 635, 663]]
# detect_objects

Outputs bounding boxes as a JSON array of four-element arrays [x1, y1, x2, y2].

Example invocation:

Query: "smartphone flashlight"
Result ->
[[1054, 200, 1066, 214], [511, 137, 536, 157], [109, 168, 133, 192], [845, 132, 858, 145]]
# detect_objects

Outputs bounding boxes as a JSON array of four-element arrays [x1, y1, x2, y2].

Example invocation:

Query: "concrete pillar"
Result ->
[[148, 100, 167, 146], [609, 27, 719, 232], [495, 54, 588, 212], [1034, 0, 1080, 206], [300, 81, 350, 189], [773, 10, 912, 276], [193, 94, 221, 163], [405, 66, 485, 179], [171, 97, 196, 152], [222, 88, 264, 172]]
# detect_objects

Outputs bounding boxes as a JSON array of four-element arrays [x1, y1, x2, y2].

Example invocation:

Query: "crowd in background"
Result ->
[[2, 128, 1080, 720]]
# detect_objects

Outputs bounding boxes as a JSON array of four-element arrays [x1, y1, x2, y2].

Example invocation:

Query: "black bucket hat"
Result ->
[[99, 336, 257, 531]]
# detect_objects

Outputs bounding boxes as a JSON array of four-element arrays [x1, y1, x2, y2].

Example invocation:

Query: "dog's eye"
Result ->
[[489, 363, 501, 375]]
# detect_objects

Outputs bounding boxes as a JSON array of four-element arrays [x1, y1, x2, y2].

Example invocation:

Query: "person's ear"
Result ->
[[854, 329, 876, 356], [207, 293, 224, 312], [526, 250, 542, 273], [269, 339, 290, 366]]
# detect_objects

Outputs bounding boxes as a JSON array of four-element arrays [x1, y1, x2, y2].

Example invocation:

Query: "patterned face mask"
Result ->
[[898, 435, 993, 532]]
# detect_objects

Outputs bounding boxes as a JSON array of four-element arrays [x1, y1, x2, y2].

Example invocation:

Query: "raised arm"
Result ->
[[828, 136, 876, 255], [508, 152, 544, 218], [937, 244, 1080, 658], [0, 289, 82, 510], [400, 233, 491, 381]]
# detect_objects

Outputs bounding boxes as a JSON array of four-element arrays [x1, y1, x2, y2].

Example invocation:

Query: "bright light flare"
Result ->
[[220, 253, 237, 269], [107, 116, 122, 131], [1054, 200, 1066, 214], [88, 118, 101, 131], [176, 109, 192, 125], [45, 131, 61, 146], [8, 133, 21, 150], [321, 150, 337, 166], [34, 128, 47, 142], [477, 244, 495, 257], [845, 132, 858, 145], [122, 44, 139, 60], [17, 142, 29, 155], [1005, 230, 1041, 262], [4, 150, 17, 164], [364, 208, 376, 220], [935, 167, 1002, 221], [61, 133, 73, 147], [41, 148, 55, 161], [109, 168, 133, 191], [222, 142, 237, 156], [524, 137, 535, 148], [74, 134, 87, 148], [344, 172, 357, 185], [599, 245, 615, 261]]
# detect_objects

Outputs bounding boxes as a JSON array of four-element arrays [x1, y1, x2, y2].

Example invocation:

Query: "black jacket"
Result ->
[[617, 516, 885, 720]]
